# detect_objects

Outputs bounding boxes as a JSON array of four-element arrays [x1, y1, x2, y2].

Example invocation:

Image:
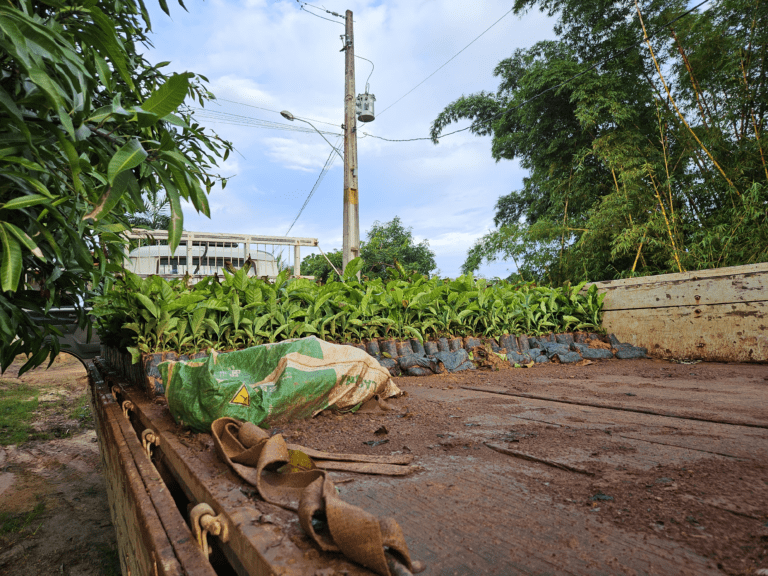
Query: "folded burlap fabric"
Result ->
[[211, 417, 415, 576]]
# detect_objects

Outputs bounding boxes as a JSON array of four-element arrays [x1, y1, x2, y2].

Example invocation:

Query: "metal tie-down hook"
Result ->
[[190, 503, 229, 557], [141, 429, 160, 458]]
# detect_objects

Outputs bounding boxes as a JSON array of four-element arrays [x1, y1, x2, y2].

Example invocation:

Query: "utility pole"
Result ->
[[342, 9, 359, 273]]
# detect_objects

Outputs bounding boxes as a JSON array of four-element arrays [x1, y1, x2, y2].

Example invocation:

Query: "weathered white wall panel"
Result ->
[[591, 263, 768, 362]]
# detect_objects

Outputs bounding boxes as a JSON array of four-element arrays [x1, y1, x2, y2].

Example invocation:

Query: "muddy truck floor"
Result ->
[[270, 358, 768, 576]]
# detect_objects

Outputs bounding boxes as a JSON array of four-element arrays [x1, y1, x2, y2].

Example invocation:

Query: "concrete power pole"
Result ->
[[342, 9, 359, 273]]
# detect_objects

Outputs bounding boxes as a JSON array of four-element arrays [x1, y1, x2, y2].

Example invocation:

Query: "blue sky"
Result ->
[[143, 0, 556, 277]]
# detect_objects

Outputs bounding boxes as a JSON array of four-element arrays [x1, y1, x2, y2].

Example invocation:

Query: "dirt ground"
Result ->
[[0, 354, 119, 576], [2, 353, 767, 575]]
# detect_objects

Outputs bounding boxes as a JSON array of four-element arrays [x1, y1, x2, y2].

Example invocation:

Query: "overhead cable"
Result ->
[[355, 54, 375, 88], [285, 136, 343, 236], [297, 1, 345, 25], [212, 98, 339, 127], [300, 1, 344, 19], [186, 106, 342, 136], [376, 6, 516, 117], [366, 0, 711, 143]]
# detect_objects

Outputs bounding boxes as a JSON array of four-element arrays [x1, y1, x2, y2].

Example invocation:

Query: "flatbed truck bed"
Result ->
[[91, 357, 768, 576]]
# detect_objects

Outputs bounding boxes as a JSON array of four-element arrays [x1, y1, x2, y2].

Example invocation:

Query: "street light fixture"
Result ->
[[280, 110, 343, 161]]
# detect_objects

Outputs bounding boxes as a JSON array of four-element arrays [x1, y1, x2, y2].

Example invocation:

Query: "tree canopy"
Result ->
[[432, 0, 768, 284], [0, 0, 231, 374], [301, 216, 437, 282]]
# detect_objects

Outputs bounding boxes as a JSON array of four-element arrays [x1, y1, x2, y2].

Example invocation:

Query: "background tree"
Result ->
[[300, 250, 343, 283], [0, 0, 232, 374], [302, 216, 437, 282], [126, 190, 171, 230], [433, 0, 768, 284], [359, 217, 437, 280]]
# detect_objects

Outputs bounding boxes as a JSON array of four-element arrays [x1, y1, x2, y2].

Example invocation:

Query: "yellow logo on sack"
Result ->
[[230, 384, 250, 407]]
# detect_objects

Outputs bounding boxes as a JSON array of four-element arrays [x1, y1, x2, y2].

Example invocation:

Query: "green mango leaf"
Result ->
[[3, 222, 44, 260], [166, 183, 183, 252], [107, 139, 147, 185], [93, 53, 113, 92], [0, 224, 22, 292], [0, 85, 23, 123], [82, 170, 133, 220], [162, 112, 189, 128], [87, 105, 114, 123], [141, 73, 191, 119], [1, 194, 52, 211]]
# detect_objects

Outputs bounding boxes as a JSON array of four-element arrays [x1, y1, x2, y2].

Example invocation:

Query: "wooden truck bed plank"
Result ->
[[110, 400, 216, 576], [118, 384, 374, 576], [92, 383, 186, 576]]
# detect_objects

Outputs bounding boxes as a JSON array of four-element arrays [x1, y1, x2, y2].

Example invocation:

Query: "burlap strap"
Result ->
[[211, 418, 414, 576], [287, 444, 413, 465]]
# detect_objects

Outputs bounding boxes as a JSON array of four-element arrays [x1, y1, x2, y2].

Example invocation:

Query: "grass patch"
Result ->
[[0, 500, 46, 535], [69, 394, 94, 428], [0, 383, 38, 445]]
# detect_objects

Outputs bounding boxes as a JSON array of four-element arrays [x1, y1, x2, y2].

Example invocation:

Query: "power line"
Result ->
[[300, 5, 344, 26], [285, 136, 343, 236], [191, 2, 710, 146], [297, 1, 346, 26], [366, 0, 711, 143], [188, 116, 340, 135], [185, 106, 343, 136], [355, 54, 375, 88], [300, 1, 344, 19], [376, 6, 516, 117], [212, 98, 340, 127]]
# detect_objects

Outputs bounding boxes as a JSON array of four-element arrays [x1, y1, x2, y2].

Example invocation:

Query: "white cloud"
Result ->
[[145, 0, 556, 276], [263, 136, 343, 172]]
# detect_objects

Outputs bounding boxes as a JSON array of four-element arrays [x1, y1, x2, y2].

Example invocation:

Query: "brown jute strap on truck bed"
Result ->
[[211, 418, 414, 576]]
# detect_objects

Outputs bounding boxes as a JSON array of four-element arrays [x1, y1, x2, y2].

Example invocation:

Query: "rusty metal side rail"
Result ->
[[109, 375, 373, 576], [87, 361, 216, 576]]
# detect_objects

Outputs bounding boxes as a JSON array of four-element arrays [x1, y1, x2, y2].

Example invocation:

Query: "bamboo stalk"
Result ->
[[632, 229, 647, 273], [611, 167, 642, 262], [717, 210, 750, 267], [656, 104, 675, 217], [648, 168, 684, 273], [560, 196, 568, 279], [740, 58, 768, 182], [671, 28, 712, 129], [559, 171, 573, 280], [635, 1, 741, 196]]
